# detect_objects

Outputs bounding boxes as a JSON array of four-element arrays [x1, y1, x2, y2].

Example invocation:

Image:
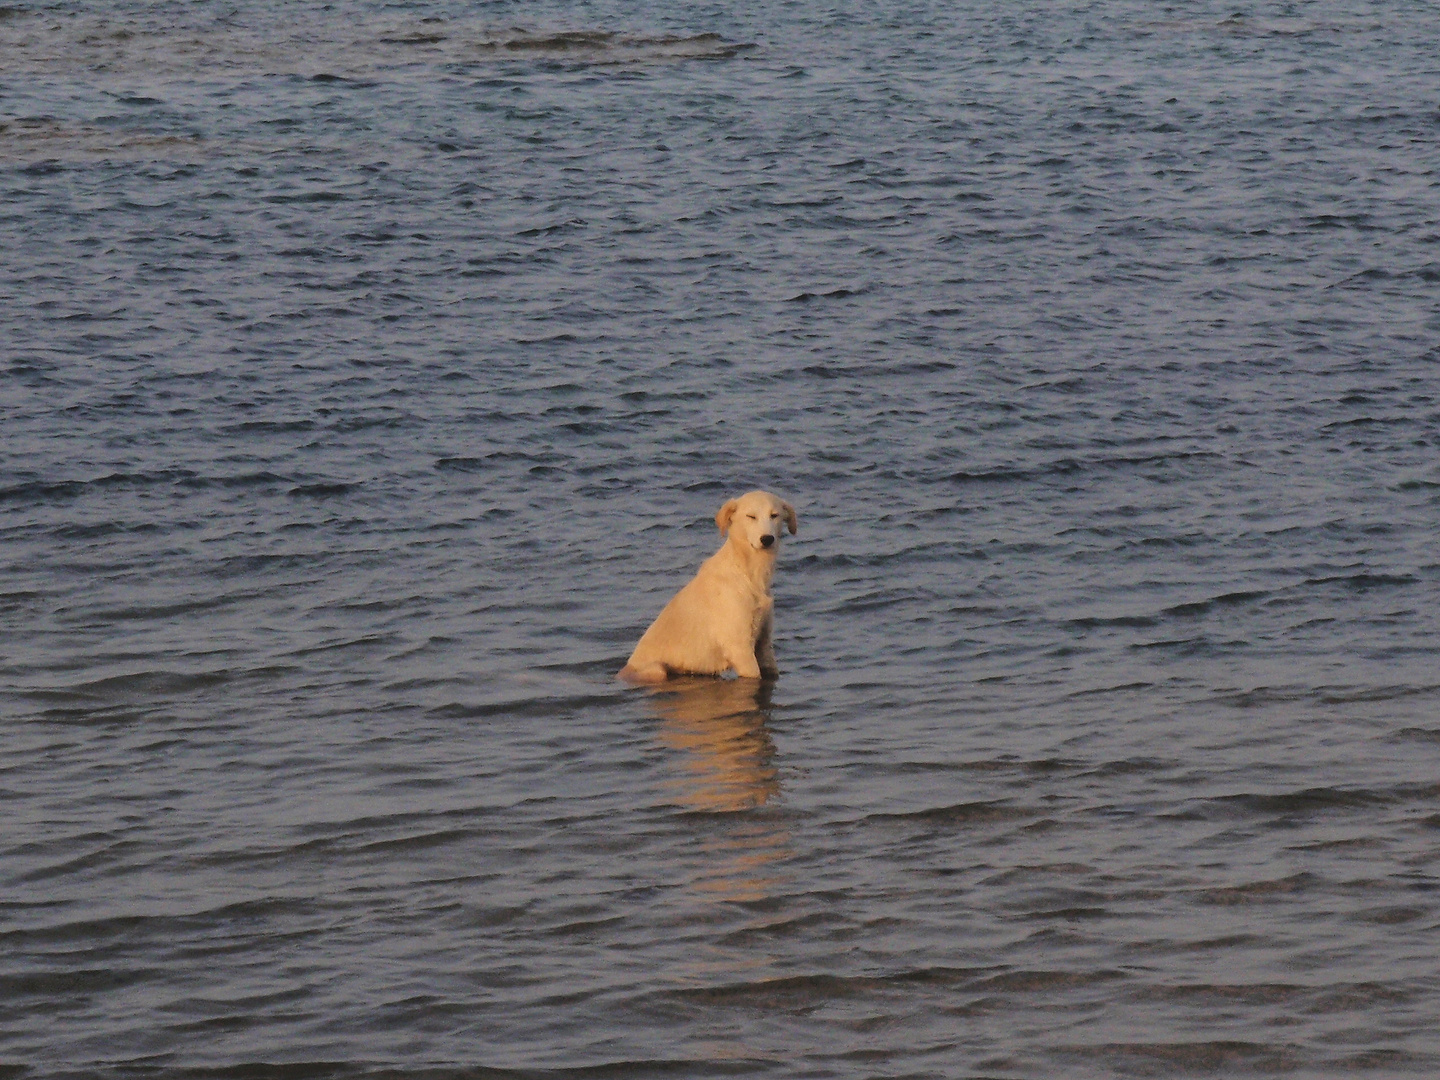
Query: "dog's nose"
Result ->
[[760, 534, 775, 548]]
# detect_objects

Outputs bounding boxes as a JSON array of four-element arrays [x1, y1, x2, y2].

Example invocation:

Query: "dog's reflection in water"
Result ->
[[647, 678, 791, 907], [648, 677, 780, 813]]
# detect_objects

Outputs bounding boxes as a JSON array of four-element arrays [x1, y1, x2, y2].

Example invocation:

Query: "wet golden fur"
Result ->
[[618, 491, 797, 683]]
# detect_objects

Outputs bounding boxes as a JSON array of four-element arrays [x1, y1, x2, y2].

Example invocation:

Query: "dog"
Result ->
[[618, 491, 798, 683]]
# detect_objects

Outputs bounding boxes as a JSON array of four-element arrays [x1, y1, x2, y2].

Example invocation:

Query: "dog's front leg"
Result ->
[[754, 613, 778, 679], [727, 649, 763, 679]]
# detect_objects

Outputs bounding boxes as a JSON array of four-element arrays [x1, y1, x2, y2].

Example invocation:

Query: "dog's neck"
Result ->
[[721, 534, 777, 593]]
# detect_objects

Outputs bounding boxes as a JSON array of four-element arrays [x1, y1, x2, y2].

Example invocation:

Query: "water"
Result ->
[[4, 0, 1440, 1074]]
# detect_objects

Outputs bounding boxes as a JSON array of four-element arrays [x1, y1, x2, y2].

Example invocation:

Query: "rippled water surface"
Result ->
[[5, 0, 1440, 1075]]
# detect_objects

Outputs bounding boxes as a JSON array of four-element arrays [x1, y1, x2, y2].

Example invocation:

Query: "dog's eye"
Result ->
[[746, 514, 757, 520]]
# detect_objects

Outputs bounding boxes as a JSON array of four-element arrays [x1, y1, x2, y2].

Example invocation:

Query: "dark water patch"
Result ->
[[1303, 572, 1417, 592], [1055, 1040, 1304, 1074], [716, 910, 850, 944], [798, 357, 955, 379], [1145, 980, 1390, 1006], [864, 800, 1037, 827], [1130, 635, 1246, 657], [488, 30, 617, 51], [1163, 589, 1271, 618], [1068, 613, 1161, 629], [11, 839, 145, 884], [427, 693, 625, 721], [354, 827, 474, 855], [434, 457, 488, 473], [0, 899, 320, 949], [974, 968, 1129, 993], [0, 967, 162, 997], [1066, 681, 1157, 698], [1201, 787, 1399, 819], [661, 966, 995, 1008], [1213, 683, 1440, 708], [264, 191, 351, 205], [1196, 873, 1317, 905], [287, 633, 399, 659], [787, 287, 864, 303], [1316, 683, 1440, 704], [179, 471, 294, 491], [287, 481, 358, 497], [942, 453, 1201, 486], [378, 33, 448, 46], [1083, 756, 1174, 777], [1353, 905, 1428, 926], [25, 669, 233, 703], [220, 420, 316, 436], [1121, 933, 1268, 957], [0, 479, 88, 505]]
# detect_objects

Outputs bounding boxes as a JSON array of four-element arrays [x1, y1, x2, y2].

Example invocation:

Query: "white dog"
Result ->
[[618, 491, 798, 683]]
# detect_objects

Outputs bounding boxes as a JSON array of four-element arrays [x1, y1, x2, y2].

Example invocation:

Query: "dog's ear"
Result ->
[[715, 499, 739, 534], [782, 502, 798, 535]]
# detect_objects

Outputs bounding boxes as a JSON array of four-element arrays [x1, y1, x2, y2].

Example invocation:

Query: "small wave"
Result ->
[[1068, 614, 1160, 629], [1197, 872, 1317, 905], [472, 29, 755, 63], [1129, 635, 1242, 656], [788, 287, 865, 303], [1215, 787, 1396, 815], [945, 450, 1221, 486], [1058, 1040, 1302, 1074], [220, 420, 316, 435], [428, 691, 625, 720], [265, 190, 351, 205], [484, 30, 616, 51], [0, 478, 87, 504], [0, 967, 161, 997], [1355, 905, 1428, 925], [355, 828, 473, 854], [1302, 571, 1416, 591], [0, 898, 315, 950], [31, 669, 232, 703], [799, 359, 956, 379], [288, 633, 398, 658], [0, 117, 211, 162], [659, 966, 995, 1006], [793, 541, 989, 571], [287, 481, 359, 497], [865, 799, 1036, 826], [975, 968, 1128, 992], [1318, 683, 1440, 704], [1162, 589, 1270, 617], [377, 32, 447, 45], [1211, 683, 1440, 708], [434, 456, 488, 472]]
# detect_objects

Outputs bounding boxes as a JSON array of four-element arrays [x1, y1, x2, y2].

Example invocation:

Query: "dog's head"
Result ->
[[716, 490, 798, 552]]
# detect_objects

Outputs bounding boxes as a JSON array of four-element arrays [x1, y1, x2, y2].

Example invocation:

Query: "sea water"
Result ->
[[4, 0, 1440, 1075]]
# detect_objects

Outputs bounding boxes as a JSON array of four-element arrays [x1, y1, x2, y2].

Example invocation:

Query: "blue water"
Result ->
[[4, 0, 1440, 1075]]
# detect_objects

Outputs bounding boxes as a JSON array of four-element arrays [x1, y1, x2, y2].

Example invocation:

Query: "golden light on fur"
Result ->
[[618, 491, 797, 683]]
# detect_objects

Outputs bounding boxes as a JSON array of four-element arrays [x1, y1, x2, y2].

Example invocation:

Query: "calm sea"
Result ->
[[4, 0, 1440, 1076]]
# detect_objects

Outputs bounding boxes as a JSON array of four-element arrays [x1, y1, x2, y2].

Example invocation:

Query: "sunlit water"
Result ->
[[4, 0, 1440, 1075]]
